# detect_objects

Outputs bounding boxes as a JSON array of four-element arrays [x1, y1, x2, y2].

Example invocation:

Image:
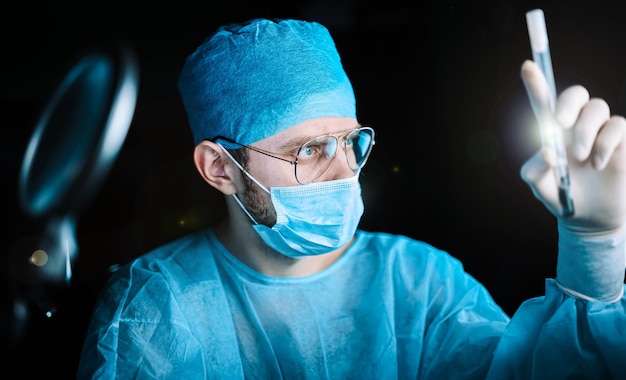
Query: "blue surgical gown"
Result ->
[[77, 229, 626, 379]]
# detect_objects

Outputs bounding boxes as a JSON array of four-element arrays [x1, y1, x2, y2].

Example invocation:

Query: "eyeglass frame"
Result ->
[[211, 125, 376, 184]]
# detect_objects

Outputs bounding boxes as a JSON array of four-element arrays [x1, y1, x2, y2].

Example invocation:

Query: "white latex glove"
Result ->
[[520, 59, 626, 234], [520, 59, 626, 302]]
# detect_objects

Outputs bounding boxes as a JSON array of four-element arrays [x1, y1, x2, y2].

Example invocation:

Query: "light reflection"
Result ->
[[30, 249, 48, 267]]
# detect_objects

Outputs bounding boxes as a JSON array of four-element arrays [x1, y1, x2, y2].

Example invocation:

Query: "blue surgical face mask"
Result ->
[[220, 145, 364, 258]]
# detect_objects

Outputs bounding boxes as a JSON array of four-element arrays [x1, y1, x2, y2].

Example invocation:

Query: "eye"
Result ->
[[304, 145, 315, 157], [297, 143, 321, 161]]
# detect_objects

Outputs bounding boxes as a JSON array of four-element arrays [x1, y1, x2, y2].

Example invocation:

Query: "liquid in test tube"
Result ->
[[526, 8, 575, 217]]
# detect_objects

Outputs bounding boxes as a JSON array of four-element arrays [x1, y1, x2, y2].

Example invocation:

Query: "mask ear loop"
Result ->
[[216, 143, 269, 225]]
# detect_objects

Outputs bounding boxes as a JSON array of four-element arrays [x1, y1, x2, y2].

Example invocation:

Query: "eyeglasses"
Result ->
[[214, 126, 375, 184]]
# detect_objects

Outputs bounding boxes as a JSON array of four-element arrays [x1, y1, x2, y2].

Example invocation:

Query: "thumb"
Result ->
[[520, 148, 560, 215]]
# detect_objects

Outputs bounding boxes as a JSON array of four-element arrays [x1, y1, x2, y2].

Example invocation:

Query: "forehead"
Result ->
[[253, 116, 359, 151]]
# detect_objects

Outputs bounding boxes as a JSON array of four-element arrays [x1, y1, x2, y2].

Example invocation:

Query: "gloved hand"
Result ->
[[519, 59, 626, 302], [520, 59, 626, 235]]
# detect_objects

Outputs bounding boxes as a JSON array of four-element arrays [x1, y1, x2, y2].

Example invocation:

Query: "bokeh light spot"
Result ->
[[30, 249, 48, 267]]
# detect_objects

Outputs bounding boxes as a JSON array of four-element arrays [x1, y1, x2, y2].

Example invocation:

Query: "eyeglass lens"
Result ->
[[295, 127, 374, 184]]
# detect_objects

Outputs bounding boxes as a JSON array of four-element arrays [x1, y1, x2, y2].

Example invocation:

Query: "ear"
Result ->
[[193, 140, 239, 195]]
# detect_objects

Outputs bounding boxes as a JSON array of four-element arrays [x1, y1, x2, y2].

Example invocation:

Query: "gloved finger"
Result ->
[[591, 115, 626, 170], [520, 60, 552, 118], [571, 98, 611, 161], [554, 85, 589, 128], [520, 148, 560, 214]]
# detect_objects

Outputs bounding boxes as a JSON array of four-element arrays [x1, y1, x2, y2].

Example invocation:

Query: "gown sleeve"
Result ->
[[76, 263, 210, 379], [76, 236, 244, 379], [486, 224, 626, 379]]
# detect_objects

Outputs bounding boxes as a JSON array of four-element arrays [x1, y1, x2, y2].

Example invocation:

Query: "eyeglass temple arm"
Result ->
[[211, 136, 296, 165]]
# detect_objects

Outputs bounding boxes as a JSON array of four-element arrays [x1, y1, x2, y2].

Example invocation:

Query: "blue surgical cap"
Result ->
[[177, 18, 356, 148]]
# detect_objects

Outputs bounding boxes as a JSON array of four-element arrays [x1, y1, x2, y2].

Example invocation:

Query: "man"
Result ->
[[77, 18, 626, 378]]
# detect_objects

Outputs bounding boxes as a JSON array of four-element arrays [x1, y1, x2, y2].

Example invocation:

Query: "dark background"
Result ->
[[2, 0, 626, 377]]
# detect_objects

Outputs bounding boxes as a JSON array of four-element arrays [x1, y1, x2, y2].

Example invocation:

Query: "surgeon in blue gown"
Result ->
[[77, 18, 626, 379]]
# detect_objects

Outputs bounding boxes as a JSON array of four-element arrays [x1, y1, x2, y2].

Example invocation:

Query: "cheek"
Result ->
[[242, 175, 277, 225], [248, 158, 299, 187]]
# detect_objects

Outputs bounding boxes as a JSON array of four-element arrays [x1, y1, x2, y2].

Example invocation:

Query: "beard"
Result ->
[[238, 171, 277, 227]]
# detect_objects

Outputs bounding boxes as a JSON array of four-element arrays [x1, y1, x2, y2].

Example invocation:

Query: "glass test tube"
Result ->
[[526, 8, 575, 217]]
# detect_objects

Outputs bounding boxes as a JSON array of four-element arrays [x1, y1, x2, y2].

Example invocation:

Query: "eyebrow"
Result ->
[[269, 132, 325, 153], [273, 137, 311, 153], [267, 126, 362, 153]]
